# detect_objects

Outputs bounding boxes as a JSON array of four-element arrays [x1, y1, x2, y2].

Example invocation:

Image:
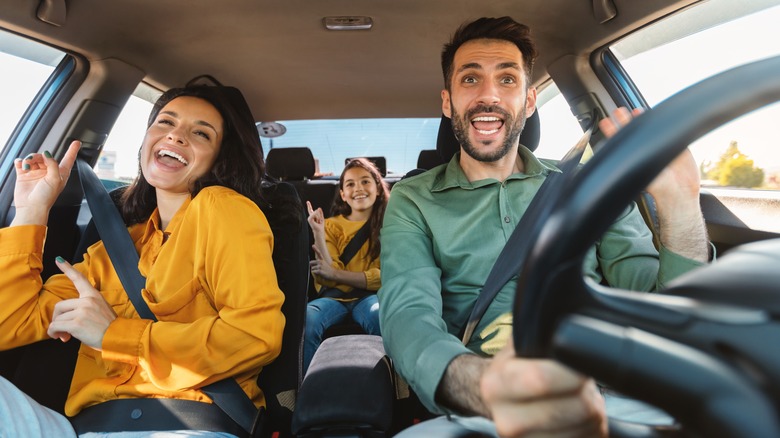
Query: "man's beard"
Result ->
[[450, 102, 527, 163]]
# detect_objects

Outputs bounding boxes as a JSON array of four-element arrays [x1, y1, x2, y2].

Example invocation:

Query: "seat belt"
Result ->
[[460, 120, 594, 345], [76, 159, 259, 435], [339, 221, 370, 266]]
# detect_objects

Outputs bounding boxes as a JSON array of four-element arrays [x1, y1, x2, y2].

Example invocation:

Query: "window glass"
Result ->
[[269, 118, 440, 177], [99, 84, 158, 185], [535, 84, 588, 160], [0, 30, 65, 152], [612, 1, 780, 192]]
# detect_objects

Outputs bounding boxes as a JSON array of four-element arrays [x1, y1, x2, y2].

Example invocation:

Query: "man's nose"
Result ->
[[476, 80, 501, 106]]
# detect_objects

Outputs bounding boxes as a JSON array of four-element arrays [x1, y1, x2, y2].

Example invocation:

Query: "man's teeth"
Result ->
[[472, 116, 502, 135], [158, 149, 188, 165]]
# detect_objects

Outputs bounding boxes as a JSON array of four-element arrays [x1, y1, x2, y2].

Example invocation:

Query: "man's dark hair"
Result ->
[[441, 16, 538, 90]]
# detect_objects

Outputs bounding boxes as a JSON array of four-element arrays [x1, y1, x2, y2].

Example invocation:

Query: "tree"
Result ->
[[706, 141, 764, 188]]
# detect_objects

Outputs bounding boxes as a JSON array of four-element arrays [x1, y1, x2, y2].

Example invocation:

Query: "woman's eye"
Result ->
[[157, 118, 174, 126], [194, 130, 211, 140]]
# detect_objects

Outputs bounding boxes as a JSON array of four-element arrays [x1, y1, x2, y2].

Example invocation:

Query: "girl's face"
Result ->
[[140, 96, 223, 196], [340, 167, 379, 214]]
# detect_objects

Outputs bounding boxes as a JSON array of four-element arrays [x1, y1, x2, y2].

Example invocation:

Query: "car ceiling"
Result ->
[[1, 0, 697, 121]]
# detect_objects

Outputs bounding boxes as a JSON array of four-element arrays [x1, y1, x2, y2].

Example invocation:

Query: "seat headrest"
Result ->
[[345, 156, 387, 177], [435, 109, 541, 164], [417, 149, 442, 170], [266, 147, 315, 180]]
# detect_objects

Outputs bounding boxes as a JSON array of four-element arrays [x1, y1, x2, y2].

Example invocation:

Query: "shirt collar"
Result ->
[[139, 194, 193, 243], [431, 145, 561, 192]]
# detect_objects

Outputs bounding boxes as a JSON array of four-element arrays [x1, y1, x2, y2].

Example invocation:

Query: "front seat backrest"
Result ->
[[256, 180, 309, 437]]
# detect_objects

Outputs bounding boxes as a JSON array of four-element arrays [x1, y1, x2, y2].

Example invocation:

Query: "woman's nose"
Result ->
[[167, 127, 186, 144]]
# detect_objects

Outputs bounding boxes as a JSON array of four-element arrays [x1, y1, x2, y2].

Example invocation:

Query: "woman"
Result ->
[[0, 85, 287, 437], [303, 158, 389, 374]]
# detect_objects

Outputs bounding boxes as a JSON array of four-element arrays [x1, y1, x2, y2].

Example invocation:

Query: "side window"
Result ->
[[98, 84, 158, 186], [610, 1, 780, 196], [0, 30, 65, 155], [535, 83, 590, 160]]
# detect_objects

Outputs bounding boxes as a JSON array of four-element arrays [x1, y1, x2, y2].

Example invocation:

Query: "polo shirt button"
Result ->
[[504, 216, 510, 223], [131, 408, 143, 420]]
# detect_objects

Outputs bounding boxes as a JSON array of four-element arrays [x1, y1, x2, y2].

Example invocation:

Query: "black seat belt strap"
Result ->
[[76, 160, 153, 319], [339, 221, 370, 265], [460, 120, 594, 345], [76, 159, 258, 435]]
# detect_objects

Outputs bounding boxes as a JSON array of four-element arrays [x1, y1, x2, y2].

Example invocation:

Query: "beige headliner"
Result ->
[[1, 0, 695, 121]]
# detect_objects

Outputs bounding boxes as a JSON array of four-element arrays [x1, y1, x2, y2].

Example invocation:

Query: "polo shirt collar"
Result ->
[[431, 145, 560, 192]]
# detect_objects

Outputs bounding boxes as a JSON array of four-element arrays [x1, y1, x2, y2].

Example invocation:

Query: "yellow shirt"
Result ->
[[0, 186, 285, 417], [313, 214, 381, 300]]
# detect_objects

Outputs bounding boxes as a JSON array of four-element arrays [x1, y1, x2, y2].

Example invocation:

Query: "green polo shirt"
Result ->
[[378, 146, 704, 414]]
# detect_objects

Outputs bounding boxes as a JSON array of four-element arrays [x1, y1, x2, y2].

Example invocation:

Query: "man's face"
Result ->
[[442, 39, 537, 163]]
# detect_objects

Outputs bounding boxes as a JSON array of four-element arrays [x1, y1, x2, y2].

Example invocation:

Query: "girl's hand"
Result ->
[[306, 201, 325, 235], [12, 141, 81, 226], [310, 257, 337, 281], [47, 256, 116, 350]]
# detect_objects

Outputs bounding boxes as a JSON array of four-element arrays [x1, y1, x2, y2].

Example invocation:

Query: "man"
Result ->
[[378, 17, 709, 437]]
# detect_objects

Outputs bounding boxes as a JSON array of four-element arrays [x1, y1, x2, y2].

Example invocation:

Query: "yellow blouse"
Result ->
[[0, 186, 285, 417], [313, 214, 381, 300]]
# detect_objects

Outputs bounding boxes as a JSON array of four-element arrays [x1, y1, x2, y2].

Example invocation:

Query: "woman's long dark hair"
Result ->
[[330, 158, 389, 263], [120, 85, 300, 227]]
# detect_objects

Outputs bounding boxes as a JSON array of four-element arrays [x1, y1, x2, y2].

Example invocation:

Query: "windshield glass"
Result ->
[[265, 118, 440, 177]]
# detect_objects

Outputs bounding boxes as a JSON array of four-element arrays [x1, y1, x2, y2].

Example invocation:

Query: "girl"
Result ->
[[303, 158, 390, 374]]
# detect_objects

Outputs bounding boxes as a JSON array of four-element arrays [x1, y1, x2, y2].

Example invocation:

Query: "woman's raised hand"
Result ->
[[12, 141, 81, 226]]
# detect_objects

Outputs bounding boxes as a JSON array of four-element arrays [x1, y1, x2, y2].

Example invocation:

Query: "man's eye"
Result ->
[[501, 76, 516, 84], [462, 76, 477, 84]]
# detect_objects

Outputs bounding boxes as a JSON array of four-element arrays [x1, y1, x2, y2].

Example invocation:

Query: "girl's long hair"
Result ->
[[330, 158, 390, 263]]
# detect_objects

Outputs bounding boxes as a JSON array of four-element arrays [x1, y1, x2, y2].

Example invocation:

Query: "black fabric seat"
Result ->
[[266, 147, 338, 217]]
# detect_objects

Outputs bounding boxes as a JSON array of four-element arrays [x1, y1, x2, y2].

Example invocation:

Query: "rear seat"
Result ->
[[266, 147, 339, 217]]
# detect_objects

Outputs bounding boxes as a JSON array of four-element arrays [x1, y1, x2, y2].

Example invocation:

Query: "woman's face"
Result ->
[[140, 96, 224, 195]]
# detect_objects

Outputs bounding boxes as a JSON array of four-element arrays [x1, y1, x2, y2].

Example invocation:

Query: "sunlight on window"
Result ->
[[614, 3, 780, 191]]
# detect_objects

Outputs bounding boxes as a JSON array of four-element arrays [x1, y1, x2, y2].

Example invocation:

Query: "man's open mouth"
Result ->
[[471, 116, 504, 135]]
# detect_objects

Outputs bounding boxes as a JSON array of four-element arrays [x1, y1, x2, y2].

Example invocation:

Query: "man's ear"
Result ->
[[441, 89, 452, 118], [525, 87, 537, 117]]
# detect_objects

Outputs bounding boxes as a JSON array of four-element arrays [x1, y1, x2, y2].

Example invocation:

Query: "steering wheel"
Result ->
[[513, 54, 780, 437]]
